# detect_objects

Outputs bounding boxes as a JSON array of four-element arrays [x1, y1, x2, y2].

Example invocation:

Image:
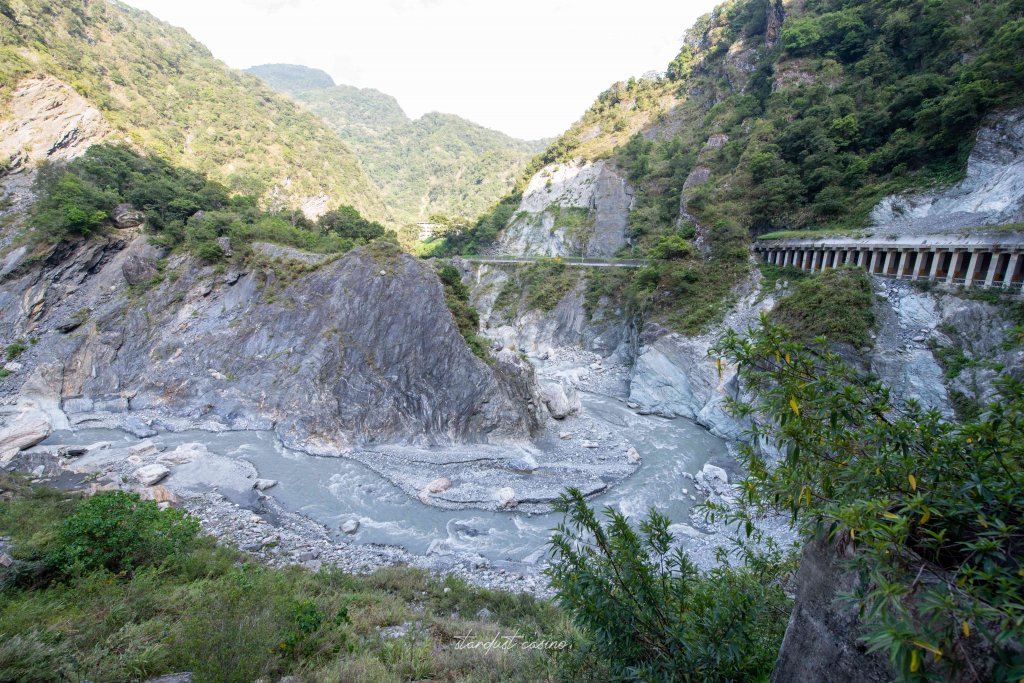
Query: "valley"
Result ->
[[1, 0, 1023, 680]]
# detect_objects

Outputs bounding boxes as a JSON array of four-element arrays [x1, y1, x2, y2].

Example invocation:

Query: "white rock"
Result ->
[[700, 463, 728, 486], [558, 431, 573, 440], [134, 463, 169, 486], [253, 478, 277, 491], [3, 361, 22, 373], [128, 440, 159, 458], [417, 476, 452, 502], [496, 487, 517, 508], [626, 446, 641, 463], [0, 406, 51, 465], [341, 518, 360, 534], [157, 442, 206, 465], [581, 440, 599, 448], [85, 441, 112, 452], [539, 382, 581, 420]]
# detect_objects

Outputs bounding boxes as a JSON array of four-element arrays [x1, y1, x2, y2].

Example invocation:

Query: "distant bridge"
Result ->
[[462, 255, 648, 269], [753, 234, 1024, 291]]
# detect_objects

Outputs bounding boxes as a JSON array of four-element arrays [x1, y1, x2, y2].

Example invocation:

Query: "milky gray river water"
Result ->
[[49, 393, 728, 566]]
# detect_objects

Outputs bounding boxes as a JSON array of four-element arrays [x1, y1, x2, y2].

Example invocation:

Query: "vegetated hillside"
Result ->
[[248, 64, 547, 226], [445, 0, 1024, 334], [0, 1, 388, 222]]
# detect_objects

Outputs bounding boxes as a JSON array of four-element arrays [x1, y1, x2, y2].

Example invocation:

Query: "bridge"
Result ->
[[753, 234, 1024, 291], [462, 255, 647, 268]]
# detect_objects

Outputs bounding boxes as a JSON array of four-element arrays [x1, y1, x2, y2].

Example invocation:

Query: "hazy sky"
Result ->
[[122, 0, 719, 140]]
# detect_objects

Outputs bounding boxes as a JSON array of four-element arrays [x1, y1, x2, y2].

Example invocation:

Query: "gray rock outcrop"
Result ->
[[0, 236, 540, 455], [870, 108, 1024, 234], [498, 159, 633, 257]]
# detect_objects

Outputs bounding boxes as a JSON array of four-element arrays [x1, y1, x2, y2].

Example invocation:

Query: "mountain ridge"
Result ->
[[247, 63, 548, 226]]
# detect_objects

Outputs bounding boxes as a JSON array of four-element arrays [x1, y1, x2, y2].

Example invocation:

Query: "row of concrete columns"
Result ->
[[758, 245, 1024, 289]]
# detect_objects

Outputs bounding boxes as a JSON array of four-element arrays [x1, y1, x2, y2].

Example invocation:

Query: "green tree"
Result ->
[[547, 489, 793, 681], [710, 318, 1024, 681]]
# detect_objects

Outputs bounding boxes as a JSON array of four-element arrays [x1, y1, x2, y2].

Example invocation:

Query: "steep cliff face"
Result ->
[[497, 159, 634, 258], [0, 236, 539, 455], [870, 109, 1024, 234]]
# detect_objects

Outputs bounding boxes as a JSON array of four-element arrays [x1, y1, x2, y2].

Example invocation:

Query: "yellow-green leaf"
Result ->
[[883, 512, 900, 521], [962, 621, 970, 637], [789, 397, 800, 416], [920, 510, 931, 525], [908, 474, 917, 491], [912, 640, 943, 656], [910, 650, 920, 673]]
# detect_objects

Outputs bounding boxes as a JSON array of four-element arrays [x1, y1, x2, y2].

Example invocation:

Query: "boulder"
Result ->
[[626, 446, 641, 464], [122, 254, 158, 285], [417, 476, 452, 502], [111, 203, 145, 229], [134, 463, 169, 486], [216, 236, 232, 256], [253, 478, 277, 491], [581, 440, 599, 449], [496, 486, 517, 508], [138, 484, 178, 504], [157, 443, 206, 465], [129, 440, 159, 458], [340, 518, 360, 534], [0, 407, 51, 465], [3, 361, 22, 373], [539, 382, 581, 420]]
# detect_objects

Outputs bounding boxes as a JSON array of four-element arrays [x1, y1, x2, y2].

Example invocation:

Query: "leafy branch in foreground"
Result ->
[[547, 488, 793, 682], [710, 316, 1024, 681]]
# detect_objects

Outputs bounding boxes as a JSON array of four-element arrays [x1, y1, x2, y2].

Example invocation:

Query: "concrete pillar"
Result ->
[[946, 252, 962, 284], [912, 249, 927, 280], [985, 252, 1002, 287], [1004, 253, 1021, 289], [964, 250, 981, 286], [812, 250, 822, 273], [868, 250, 879, 273], [896, 251, 909, 279], [800, 250, 810, 271], [882, 251, 894, 277], [856, 250, 867, 268], [928, 249, 942, 280]]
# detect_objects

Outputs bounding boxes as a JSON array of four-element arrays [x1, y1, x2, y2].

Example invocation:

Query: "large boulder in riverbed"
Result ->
[[539, 381, 580, 419]]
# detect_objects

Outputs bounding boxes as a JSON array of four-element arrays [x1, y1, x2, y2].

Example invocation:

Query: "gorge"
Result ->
[[1, 0, 1023, 680]]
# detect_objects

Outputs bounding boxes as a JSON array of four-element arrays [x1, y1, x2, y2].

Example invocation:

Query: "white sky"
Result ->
[[121, 0, 720, 140]]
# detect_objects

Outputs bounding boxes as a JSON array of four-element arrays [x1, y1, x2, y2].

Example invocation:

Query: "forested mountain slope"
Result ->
[[248, 64, 547, 226], [445, 0, 1024, 334], [0, 1, 388, 221]]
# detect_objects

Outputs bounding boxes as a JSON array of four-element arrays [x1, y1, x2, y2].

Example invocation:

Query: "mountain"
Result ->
[[248, 64, 547, 226], [0, 1, 388, 221]]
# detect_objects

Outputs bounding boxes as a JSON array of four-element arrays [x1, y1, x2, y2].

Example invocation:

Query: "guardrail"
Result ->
[[461, 255, 649, 268]]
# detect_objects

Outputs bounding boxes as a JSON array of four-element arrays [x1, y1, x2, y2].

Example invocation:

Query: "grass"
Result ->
[[0, 475, 577, 683], [494, 261, 582, 319], [756, 228, 867, 241], [770, 267, 876, 348]]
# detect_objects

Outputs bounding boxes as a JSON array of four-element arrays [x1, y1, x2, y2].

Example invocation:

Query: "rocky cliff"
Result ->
[[0, 234, 539, 456]]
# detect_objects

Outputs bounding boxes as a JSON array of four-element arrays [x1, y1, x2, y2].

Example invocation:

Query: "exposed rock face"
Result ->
[[0, 237, 540, 454], [0, 75, 113, 172], [628, 271, 773, 441], [122, 254, 158, 285], [111, 204, 145, 229], [464, 261, 634, 359], [498, 159, 633, 257], [0, 404, 52, 464], [771, 535, 893, 683], [871, 108, 1024, 233]]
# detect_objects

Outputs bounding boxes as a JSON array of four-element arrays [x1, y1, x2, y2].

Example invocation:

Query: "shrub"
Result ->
[[770, 267, 875, 347], [711, 319, 1024, 680], [48, 491, 200, 576], [548, 489, 793, 681]]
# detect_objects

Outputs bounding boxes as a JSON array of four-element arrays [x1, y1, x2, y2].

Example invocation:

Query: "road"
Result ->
[[461, 255, 648, 268]]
